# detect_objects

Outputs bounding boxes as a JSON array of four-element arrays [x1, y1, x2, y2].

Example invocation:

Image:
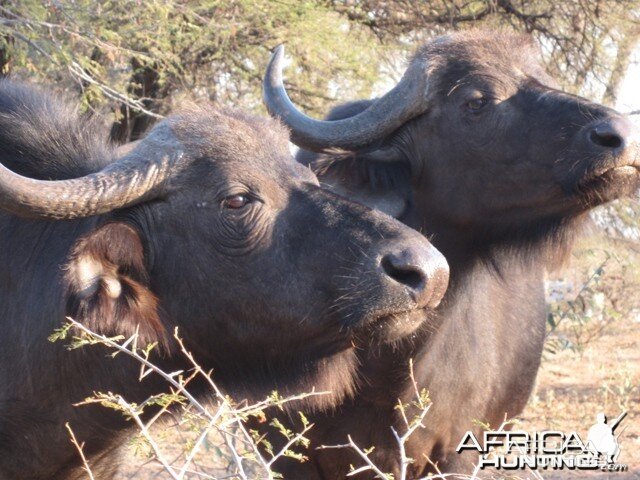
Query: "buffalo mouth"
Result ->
[[574, 164, 640, 204]]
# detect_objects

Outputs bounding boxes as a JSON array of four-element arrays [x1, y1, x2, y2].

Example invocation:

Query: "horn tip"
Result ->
[[272, 44, 285, 64], [265, 44, 286, 94]]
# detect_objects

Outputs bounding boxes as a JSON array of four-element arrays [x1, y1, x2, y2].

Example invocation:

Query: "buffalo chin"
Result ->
[[366, 308, 427, 343], [575, 166, 640, 205]]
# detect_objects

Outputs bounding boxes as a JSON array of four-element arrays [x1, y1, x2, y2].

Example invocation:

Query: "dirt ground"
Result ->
[[117, 233, 639, 480], [517, 301, 640, 479]]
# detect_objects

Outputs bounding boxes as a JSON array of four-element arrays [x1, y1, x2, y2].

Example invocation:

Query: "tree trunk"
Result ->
[[110, 57, 164, 144]]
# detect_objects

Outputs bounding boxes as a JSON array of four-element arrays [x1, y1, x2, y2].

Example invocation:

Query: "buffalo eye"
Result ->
[[222, 194, 250, 209], [466, 97, 487, 112]]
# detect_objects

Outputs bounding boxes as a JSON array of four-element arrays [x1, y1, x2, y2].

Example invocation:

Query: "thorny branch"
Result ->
[[57, 318, 327, 479]]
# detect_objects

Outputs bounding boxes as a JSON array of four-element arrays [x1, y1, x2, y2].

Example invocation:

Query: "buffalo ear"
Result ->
[[65, 222, 168, 349], [299, 148, 412, 219]]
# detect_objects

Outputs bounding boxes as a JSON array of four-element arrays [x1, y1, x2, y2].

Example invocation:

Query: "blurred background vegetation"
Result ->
[[1, 0, 639, 142]]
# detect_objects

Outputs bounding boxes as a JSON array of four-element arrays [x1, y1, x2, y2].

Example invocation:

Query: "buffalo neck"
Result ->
[[356, 212, 581, 405], [200, 342, 359, 413]]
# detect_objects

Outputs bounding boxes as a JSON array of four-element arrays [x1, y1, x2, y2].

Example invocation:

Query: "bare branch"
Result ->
[[65, 423, 96, 480]]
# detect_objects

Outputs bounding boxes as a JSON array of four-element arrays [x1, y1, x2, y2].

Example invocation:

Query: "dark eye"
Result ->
[[222, 194, 250, 209], [466, 97, 487, 112]]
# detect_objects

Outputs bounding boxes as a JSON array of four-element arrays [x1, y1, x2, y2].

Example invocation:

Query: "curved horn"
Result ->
[[263, 45, 431, 152], [0, 140, 182, 220]]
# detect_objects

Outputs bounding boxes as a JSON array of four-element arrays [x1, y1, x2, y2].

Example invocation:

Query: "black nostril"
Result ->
[[589, 124, 623, 149], [379, 245, 449, 309], [381, 254, 425, 291]]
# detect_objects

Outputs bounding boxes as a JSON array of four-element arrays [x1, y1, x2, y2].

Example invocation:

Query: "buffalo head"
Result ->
[[0, 82, 448, 407], [264, 31, 640, 238]]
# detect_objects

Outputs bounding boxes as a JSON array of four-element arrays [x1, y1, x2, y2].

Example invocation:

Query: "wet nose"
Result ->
[[380, 244, 449, 309], [588, 117, 637, 150]]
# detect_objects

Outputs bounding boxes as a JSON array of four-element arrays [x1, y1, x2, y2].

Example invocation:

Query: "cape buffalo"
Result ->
[[0, 80, 449, 479], [263, 30, 640, 477]]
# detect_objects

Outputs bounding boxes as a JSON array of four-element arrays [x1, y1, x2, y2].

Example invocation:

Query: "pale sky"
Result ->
[[615, 44, 640, 114]]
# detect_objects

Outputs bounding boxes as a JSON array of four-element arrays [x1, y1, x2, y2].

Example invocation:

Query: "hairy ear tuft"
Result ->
[[65, 222, 169, 350]]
